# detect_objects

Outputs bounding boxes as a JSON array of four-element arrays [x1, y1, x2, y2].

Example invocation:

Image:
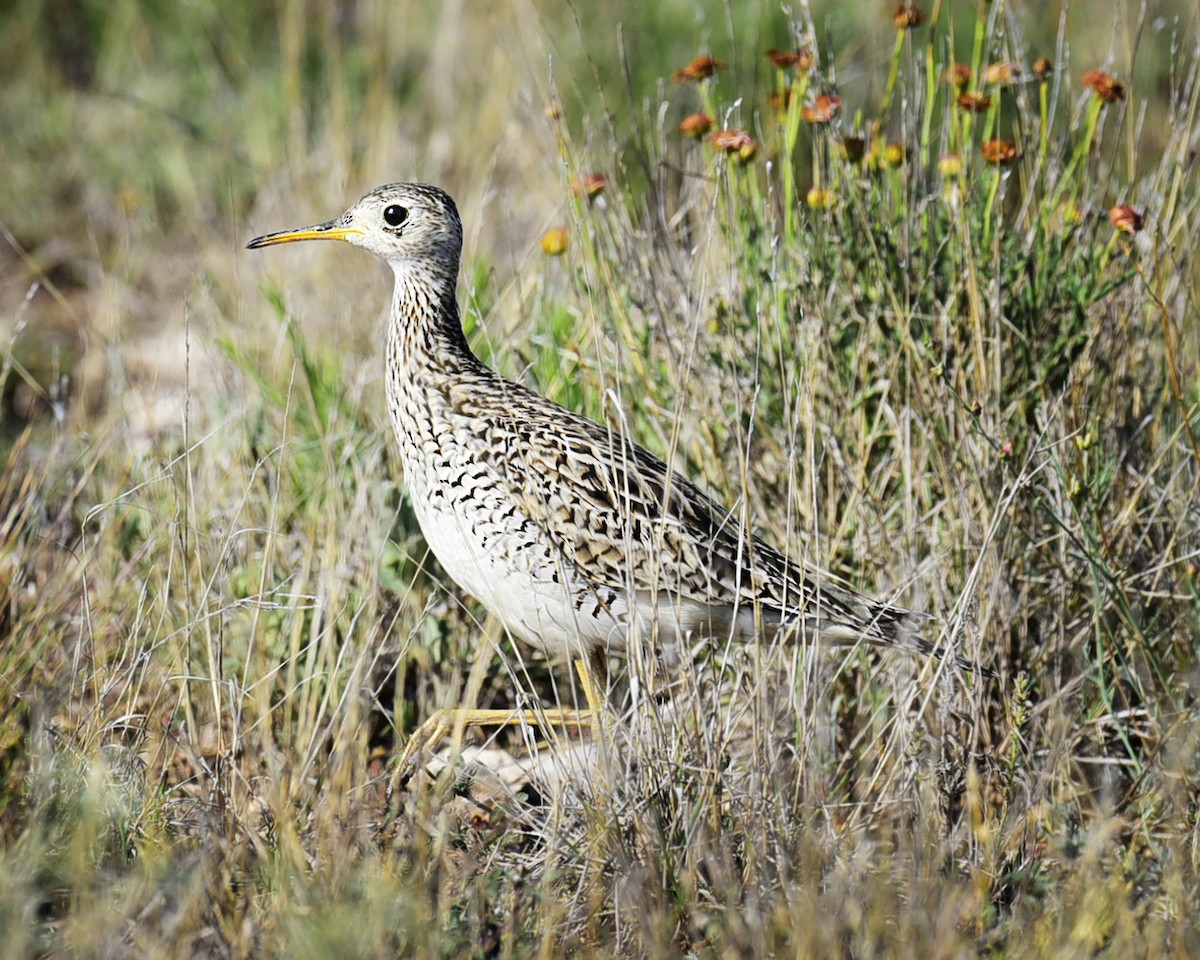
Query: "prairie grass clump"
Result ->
[[2, 0, 1199, 956]]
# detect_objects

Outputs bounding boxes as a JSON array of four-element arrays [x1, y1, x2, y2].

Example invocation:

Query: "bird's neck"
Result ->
[[386, 263, 481, 378]]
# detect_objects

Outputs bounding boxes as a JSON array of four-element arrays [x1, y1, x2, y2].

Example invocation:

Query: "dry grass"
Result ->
[[2, 1, 1199, 956]]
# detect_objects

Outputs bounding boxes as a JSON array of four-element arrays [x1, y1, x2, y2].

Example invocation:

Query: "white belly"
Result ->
[[406, 472, 630, 659]]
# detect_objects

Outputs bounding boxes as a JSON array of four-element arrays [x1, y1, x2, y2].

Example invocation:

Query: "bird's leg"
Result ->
[[387, 652, 614, 799], [575, 649, 609, 723], [387, 705, 594, 800]]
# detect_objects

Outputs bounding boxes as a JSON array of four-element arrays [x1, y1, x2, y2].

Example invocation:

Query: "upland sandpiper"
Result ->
[[248, 183, 975, 777]]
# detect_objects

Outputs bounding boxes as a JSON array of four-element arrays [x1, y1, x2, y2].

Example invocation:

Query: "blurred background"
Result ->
[[1, 0, 1188, 454]]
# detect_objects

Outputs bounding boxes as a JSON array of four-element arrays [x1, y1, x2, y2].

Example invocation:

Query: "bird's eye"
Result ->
[[383, 204, 409, 227]]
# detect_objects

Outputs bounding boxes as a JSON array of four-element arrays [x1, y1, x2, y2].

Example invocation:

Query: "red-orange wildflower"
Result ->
[[570, 173, 608, 200], [802, 94, 842, 123], [678, 112, 715, 138], [765, 47, 813, 71], [956, 92, 993, 113], [672, 55, 725, 83], [981, 139, 1019, 164], [1082, 70, 1126, 103], [1032, 57, 1053, 79], [707, 129, 758, 161], [892, 5, 926, 28], [1109, 204, 1144, 235]]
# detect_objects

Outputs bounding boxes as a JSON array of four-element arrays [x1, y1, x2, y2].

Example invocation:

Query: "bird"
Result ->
[[247, 182, 978, 776]]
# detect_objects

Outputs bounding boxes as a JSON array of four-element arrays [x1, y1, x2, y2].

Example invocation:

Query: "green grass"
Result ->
[[3, 0, 1200, 956]]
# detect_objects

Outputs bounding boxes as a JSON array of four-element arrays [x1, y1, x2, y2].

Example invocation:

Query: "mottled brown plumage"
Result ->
[[248, 182, 969, 686]]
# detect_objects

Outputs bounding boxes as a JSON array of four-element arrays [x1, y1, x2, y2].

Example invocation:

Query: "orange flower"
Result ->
[[983, 61, 1022, 85], [1109, 204, 1144, 235], [945, 64, 972, 89], [1032, 57, 1052, 79], [892, 4, 926, 28], [570, 173, 608, 199], [1082, 70, 1126, 103], [540, 228, 569, 256], [981, 139, 1019, 164], [679, 112, 715, 138], [708, 129, 758, 161], [765, 47, 813, 71], [956, 92, 993, 113], [802, 94, 842, 123], [672, 55, 725, 83]]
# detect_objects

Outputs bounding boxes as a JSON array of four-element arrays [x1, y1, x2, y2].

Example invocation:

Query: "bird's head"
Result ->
[[247, 182, 463, 279]]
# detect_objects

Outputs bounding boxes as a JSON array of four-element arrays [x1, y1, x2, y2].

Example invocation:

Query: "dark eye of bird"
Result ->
[[383, 204, 408, 227]]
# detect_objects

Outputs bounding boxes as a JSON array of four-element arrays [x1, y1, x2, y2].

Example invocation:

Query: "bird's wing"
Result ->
[[476, 383, 918, 648]]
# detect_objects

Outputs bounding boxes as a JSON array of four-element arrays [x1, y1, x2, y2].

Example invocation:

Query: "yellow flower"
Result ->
[[938, 153, 963, 177], [540, 228, 569, 256], [806, 187, 838, 209]]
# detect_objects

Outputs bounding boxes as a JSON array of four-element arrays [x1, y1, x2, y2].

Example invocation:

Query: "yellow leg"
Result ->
[[388, 653, 609, 797], [575, 650, 608, 723]]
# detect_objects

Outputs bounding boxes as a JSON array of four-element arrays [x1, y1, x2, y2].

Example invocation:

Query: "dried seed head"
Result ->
[[1032, 57, 1053, 79], [838, 137, 866, 162]]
